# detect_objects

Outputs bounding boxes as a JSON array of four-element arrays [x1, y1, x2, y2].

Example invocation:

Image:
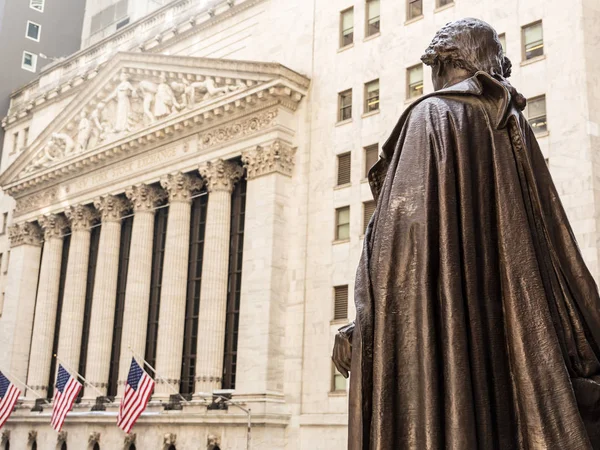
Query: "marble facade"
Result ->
[[0, 0, 598, 449]]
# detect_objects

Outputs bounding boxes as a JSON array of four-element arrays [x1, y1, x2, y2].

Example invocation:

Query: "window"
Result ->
[[90, 0, 128, 35], [366, 0, 380, 37], [145, 205, 169, 371], [30, 0, 44, 11], [107, 215, 134, 397], [337, 153, 351, 186], [363, 201, 376, 234], [78, 227, 101, 392], [332, 364, 347, 392], [407, 0, 423, 21], [338, 89, 353, 122], [334, 285, 349, 320], [437, 0, 453, 7], [498, 33, 506, 54], [335, 206, 350, 241], [11, 132, 19, 155], [47, 235, 70, 399], [116, 17, 130, 30], [364, 79, 380, 113], [522, 21, 543, 61], [407, 64, 424, 99], [181, 192, 209, 395], [526, 95, 547, 135], [1, 213, 7, 235], [4, 251, 9, 274], [23, 127, 29, 147], [26, 21, 41, 41], [222, 178, 247, 390], [22, 52, 37, 72], [364, 144, 379, 178], [340, 8, 354, 48]]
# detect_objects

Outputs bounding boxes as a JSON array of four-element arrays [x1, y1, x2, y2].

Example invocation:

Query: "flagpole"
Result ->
[[127, 345, 189, 405], [53, 354, 108, 401], [1, 369, 51, 404]]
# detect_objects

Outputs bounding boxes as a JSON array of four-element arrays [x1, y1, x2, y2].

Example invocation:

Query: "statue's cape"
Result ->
[[350, 72, 600, 449]]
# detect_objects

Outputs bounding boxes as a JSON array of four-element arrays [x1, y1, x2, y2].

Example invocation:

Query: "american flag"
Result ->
[[0, 372, 21, 429], [117, 358, 154, 433], [51, 365, 82, 432]]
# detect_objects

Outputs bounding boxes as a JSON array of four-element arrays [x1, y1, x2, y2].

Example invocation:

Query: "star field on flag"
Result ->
[[0, 371, 21, 430]]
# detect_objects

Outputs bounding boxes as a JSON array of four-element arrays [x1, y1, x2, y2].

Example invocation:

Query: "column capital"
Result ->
[[242, 139, 296, 180], [38, 214, 69, 240], [93, 195, 131, 223], [125, 184, 167, 212], [65, 204, 99, 231], [198, 159, 244, 193], [8, 222, 43, 247], [160, 172, 203, 203]]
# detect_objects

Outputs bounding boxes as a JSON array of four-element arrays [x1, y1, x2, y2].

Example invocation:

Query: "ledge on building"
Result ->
[[520, 55, 546, 67], [405, 15, 424, 26], [362, 109, 380, 119], [364, 32, 381, 43], [338, 43, 355, 54], [335, 118, 353, 127], [328, 390, 348, 398], [333, 238, 351, 245], [434, 2, 455, 13], [405, 95, 422, 105], [334, 182, 351, 191], [534, 130, 550, 139]]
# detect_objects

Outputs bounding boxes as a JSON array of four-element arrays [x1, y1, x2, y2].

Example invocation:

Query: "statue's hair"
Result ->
[[421, 18, 526, 110]]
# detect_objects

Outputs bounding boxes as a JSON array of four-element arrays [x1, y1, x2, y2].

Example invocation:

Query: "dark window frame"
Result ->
[[335, 206, 350, 241], [340, 7, 354, 48], [364, 79, 380, 113], [406, 63, 424, 100], [180, 192, 209, 395], [107, 215, 134, 397], [145, 205, 169, 372], [526, 94, 548, 135], [522, 20, 544, 61], [365, 0, 380, 37], [338, 89, 353, 122], [407, 0, 423, 21], [364, 144, 379, 179], [222, 177, 247, 390], [337, 152, 352, 186]]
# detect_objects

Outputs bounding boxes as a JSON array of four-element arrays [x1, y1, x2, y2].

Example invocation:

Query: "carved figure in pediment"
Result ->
[[106, 72, 137, 133], [154, 75, 182, 119], [184, 76, 229, 106], [77, 111, 93, 152], [138, 80, 157, 123], [170, 80, 189, 109], [26, 132, 76, 173]]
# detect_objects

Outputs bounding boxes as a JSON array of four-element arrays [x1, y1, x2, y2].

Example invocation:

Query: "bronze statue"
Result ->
[[333, 18, 600, 449]]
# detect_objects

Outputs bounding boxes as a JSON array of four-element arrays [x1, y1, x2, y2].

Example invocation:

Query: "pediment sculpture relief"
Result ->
[[24, 69, 250, 174]]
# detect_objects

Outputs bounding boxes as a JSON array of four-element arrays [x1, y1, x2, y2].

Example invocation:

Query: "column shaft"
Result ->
[[117, 184, 164, 396], [6, 224, 43, 383], [84, 196, 129, 398], [194, 160, 242, 392], [27, 215, 67, 399], [155, 172, 201, 395]]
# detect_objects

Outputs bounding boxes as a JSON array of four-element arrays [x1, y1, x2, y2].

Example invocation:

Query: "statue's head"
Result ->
[[422, 18, 525, 109]]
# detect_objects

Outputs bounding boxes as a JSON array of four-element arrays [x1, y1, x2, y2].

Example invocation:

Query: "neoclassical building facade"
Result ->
[[0, 0, 599, 449]]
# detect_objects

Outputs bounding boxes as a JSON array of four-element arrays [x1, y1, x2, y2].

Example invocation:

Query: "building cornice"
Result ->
[[3, 0, 269, 126]]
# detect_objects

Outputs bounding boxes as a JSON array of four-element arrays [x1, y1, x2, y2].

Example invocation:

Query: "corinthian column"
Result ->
[[237, 140, 295, 394], [154, 172, 203, 395], [56, 205, 99, 373], [84, 195, 130, 399], [117, 184, 166, 396], [27, 214, 69, 399], [194, 159, 243, 392], [6, 223, 43, 384]]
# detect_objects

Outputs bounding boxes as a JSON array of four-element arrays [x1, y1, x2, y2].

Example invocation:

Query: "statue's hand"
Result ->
[[332, 322, 354, 379]]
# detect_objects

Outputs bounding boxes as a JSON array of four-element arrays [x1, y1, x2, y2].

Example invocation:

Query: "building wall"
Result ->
[[0, 0, 598, 449]]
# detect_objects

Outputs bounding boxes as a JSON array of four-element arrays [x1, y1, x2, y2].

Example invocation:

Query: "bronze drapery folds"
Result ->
[[347, 68, 600, 449]]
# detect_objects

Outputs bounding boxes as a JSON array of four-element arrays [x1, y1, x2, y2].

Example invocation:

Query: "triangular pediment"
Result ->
[[1, 52, 309, 191]]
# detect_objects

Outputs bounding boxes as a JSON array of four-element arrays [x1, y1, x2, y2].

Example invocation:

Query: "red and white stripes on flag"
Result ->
[[0, 371, 21, 429], [117, 358, 155, 433], [51, 365, 82, 432]]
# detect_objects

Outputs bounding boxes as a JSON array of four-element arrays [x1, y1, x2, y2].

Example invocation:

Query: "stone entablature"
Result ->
[[4, 0, 269, 125], [0, 53, 309, 205]]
